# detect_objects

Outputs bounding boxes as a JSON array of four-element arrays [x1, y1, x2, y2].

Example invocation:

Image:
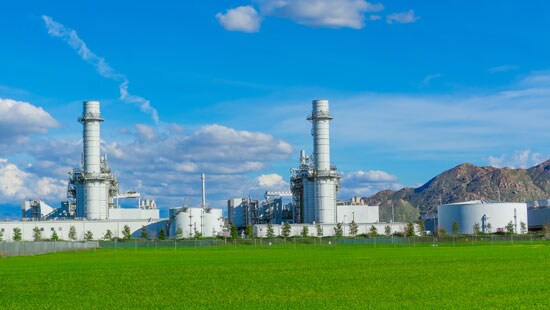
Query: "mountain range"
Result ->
[[363, 160, 550, 222]]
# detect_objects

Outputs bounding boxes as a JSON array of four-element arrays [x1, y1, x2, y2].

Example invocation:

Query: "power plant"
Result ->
[[0, 101, 222, 241], [0, 99, 548, 240]]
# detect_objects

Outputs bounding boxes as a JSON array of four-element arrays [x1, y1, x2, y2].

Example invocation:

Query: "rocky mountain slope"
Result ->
[[364, 160, 550, 222]]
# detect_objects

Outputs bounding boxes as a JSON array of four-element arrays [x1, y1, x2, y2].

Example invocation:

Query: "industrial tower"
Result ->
[[68, 101, 119, 220], [291, 100, 340, 224]]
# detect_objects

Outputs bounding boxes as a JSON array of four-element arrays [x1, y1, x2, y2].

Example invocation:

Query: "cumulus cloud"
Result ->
[[258, 0, 384, 29], [340, 170, 402, 197], [0, 98, 59, 144], [386, 9, 419, 24], [487, 150, 547, 169], [217, 1, 386, 32], [42, 15, 159, 123], [97, 124, 292, 206], [216, 6, 262, 33], [0, 158, 66, 203], [257, 173, 285, 187]]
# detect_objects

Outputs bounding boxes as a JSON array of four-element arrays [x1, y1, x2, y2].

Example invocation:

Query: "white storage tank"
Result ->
[[438, 201, 528, 234], [171, 207, 224, 238]]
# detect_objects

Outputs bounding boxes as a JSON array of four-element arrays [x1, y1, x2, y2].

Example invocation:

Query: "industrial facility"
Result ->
[[0, 101, 224, 241], [2, 99, 548, 241], [228, 99, 407, 237]]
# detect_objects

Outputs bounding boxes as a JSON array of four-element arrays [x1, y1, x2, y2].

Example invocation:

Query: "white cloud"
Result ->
[[386, 9, 419, 24], [0, 98, 59, 144], [345, 170, 398, 183], [340, 169, 402, 197], [0, 158, 66, 203], [216, 6, 262, 33], [135, 124, 157, 141], [257, 173, 285, 187], [487, 150, 547, 169], [258, 0, 384, 29], [42, 15, 159, 123]]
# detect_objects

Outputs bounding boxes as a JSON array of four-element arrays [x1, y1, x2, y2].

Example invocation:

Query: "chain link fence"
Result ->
[[0, 241, 98, 257], [96, 233, 547, 250]]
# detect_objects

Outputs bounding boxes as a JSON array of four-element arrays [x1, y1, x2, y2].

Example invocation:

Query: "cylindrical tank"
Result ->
[[438, 201, 528, 234], [203, 208, 223, 237]]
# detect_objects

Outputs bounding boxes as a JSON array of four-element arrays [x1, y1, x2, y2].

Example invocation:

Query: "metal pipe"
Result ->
[[201, 173, 206, 208]]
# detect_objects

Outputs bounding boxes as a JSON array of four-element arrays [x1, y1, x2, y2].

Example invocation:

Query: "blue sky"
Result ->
[[1, 0, 549, 217]]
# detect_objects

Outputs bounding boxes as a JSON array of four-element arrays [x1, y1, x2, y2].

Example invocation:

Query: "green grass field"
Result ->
[[1, 243, 549, 309]]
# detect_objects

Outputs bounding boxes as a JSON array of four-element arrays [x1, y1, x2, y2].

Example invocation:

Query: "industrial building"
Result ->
[[438, 200, 529, 234], [0, 101, 226, 241], [228, 99, 407, 236]]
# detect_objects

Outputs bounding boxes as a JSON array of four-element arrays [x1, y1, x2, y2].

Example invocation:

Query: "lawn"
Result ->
[[0, 243, 548, 309]]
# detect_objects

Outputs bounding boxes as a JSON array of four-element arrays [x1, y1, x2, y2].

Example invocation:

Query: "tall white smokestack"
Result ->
[[201, 173, 206, 209], [79, 101, 104, 219], [308, 99, 337, 224]]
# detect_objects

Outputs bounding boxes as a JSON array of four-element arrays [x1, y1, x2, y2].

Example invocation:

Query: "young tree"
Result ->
[[230, 224, 238, 239], [246, 224, 254, 238], [104, 230, 113, 240], [417, 221, 426, 236], [194, 229, 202, 239], [473, 223, 481, 235], [438, 228, 447, 237], [334, 223, 343, 238], [266, 223, 275, 239], [520, 221, 527, 234], [13, 227, 22, 241], [32, 227, 42, 241], [369, 225, 378, 237], [316, 223, 323, 238], [158, 227, 166, 240], [281, 222, 291, 240], [349, 220, 359, 237], [175, 226, 183, 240], [301, 226, 309, 238], [452, 221, 460, 235], [384, 225, 392, 236], [84, 230, 93, 241], [122, 225, 132, 240], [51, 230, 59, 241], [140, 226, 148, 239], [405, 221, 415, 237], [68, 225, 77, 241], [505, 221, 514, 234]]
